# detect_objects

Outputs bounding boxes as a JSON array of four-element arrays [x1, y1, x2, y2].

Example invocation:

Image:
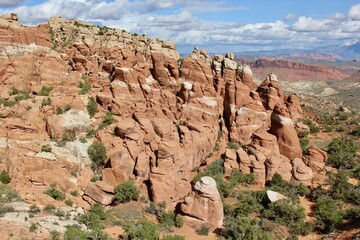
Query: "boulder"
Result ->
[[180, 177, 224, 228]]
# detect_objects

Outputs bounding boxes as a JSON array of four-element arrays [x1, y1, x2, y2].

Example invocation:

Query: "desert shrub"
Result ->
[[352, 125, 360, 137], [70, 190, 78, 197], [192, 159, 224, 184], [159, 211, 176, 231], [301, 118, 320, 133], [0, 184, 20, 203], [0, 205, 15, 216], [267, 173, 309, 199], [233, 190, 265, 217], [228, 169, 256, 186], [314, 196, 345, 233], [14, 90, 29, 102], [29, 204, 41, 214], [299, 137, 309, 154], [90, 203, 107, 220], [345, 207, 360, 222], [77, 211, 103, 230], [262, 199, 311, 236], [319, 112, 335, 126], [227, 142, 239, 150], [65, 199, 73, 207], [0, 170, 11, 184], [145, 201, 166, 217], [44, 183, 65, 201], [64, 225, 87, 240], [162, 235, 185, 240], [43, 204, 56, 212], [9, 87, 19, 95], [64, 104, 72, 112], [50, 230, 61, 240], [88, 141, 107, 170], [56, 107, 64, 114], [0, 99, 17, 107], [195, 225, 209, 236], [98, 112, 116, 130], [39, 86, 53, 96], [86, 97, 98, 118], [29, 223, 38, 232], [41, 97, 52, 107], [222, 216, 272, 240], [123, 219, 159, 240], [114, 180, 140, 204], [327, 138, 359, 169], [41, 144, 52, 153], [174, 215, 184, 228], [324, 125, 334, 132], [79, 75, 91, 94], [325, 171, 355, 202]]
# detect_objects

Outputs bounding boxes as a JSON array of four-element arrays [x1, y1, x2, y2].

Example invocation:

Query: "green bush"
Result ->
[[299, 137, 309, 154], [262, 199, 310, 236], [88, 141, 107, 170], [352, 125, 360, 137], [86, 97, 98, 118], [90, 203, 107, 220], [314, 196, 345, 233], [228, 169, 256, 186], [0, 184, 20, 203], [0, 205, 15, 217], [233, 190, 265, 217], [65, 199, 73, 207], [301, 118, 320, 133], [227, 142, 239, 150], [29, 204, 41, 214], [44, 183, 65, 201], [41, 144, 52, 153], [162, 235, 185, 240], [192, 159, 224, 183], [267, 173, 309, 199], [79, 75, 91, 94], [39, 86, 53, 96], [98, 112, 116, 130], [56, 106, 64, 114], [70, 190, 78, 197], [64, 104, 72, 112], [124, 219, 159, 240], [327, 138, 359, 169], [195, 225, 209, 236], [41, 97, 52, 107], [14, 90, 29, 102], [114, 180, 140, 204], [77, 211, 102, 230], [64, 225, 87, 240], [0, 170, 11, 184], [174, 215, 184, 228], [43, 204, 56, 212], [50, 230, 61, 240], [9, 87, 19, 95], [159, 211, 176, 231], [222, 216, 272, 240], [0, 99, 17, 107], [29, 223, 38, 232]]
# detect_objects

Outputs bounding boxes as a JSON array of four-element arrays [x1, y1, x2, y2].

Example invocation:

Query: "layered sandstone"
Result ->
[[0, 14, 325, 230]]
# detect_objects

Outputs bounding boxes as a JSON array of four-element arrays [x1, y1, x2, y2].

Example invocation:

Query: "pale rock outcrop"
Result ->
[[266, 190, 288, 203], [180, 176, 224, 228]]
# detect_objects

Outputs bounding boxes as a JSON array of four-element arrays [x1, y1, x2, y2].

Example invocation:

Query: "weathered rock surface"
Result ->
[[180, 176, 224, 228], [0, 14, 324, 232]]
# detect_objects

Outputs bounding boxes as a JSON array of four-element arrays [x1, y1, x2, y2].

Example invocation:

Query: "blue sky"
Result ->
[[1, 0, 360, 53]]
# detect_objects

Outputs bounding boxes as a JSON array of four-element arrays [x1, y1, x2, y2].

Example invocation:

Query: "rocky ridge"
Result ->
[[0, 13, 327, 232]]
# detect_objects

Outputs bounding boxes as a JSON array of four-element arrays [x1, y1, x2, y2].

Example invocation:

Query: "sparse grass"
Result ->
[[41, 97, 52, 108], [38, 86, 53, 96], [41, 144, 52, 153], [44, 183, 65, 201]]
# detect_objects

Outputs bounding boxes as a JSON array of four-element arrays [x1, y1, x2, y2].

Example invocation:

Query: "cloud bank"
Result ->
[[1, 0, 360, 53]]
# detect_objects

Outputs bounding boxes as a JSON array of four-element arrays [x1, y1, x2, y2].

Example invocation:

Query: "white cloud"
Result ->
[[1, 0, 360, 53], [349, 3, 360, 20], [284, 13, 297, 21], [291, 17, 337, 32]]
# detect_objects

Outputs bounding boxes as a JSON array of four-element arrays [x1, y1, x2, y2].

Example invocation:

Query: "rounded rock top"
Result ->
[[268, 72, 278, 81], [200, 176, 217, 186]]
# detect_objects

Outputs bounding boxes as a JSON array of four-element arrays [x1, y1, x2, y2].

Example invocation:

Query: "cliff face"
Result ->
[[249, 59, 349, 81], [0, 14, 326, 232]]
